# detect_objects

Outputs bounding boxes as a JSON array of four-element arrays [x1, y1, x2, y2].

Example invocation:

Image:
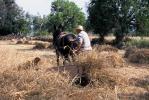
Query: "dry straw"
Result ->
[[93, 45, 119, 52], [75, 48, 125, 71], [0, 43, 148, 99], [74, 46, 126, 87], [125, 47, 149, 64]]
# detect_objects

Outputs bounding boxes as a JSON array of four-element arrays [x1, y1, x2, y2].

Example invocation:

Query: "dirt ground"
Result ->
[[0, 40, 149, 100]]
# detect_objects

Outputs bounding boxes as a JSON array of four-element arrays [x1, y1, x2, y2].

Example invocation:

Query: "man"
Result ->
[[75, 25, 92, 54], [74, 25, 92, 79]]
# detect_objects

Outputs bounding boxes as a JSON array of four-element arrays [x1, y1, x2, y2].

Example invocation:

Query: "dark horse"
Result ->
[[53, 24, 77, 66]]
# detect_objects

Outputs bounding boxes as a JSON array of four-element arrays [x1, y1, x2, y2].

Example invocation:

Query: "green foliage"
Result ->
[[32, 15, 51, 36], [47, 0, 86, 33], [88, 0, 149, 43], [136, 0, 149, 36], [31, 15, 43, 36], [88, 0, 115, 41], [88, 0, 137, 41], [126, 39, 149, 48], [0, 0, 26, 35], [19, 14, 49, 36], [114, 0, 136, 34]]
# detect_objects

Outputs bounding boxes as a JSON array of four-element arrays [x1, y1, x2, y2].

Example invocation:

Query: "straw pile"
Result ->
[[125, 47, 149, 64], [75, 50, 125, 74], [74, 50, 126, 87], [33, 43, 46, 49], [30, 36, 53, 42], [0, 68, 70, 100], [17, 57, 41, 71], [12, 37, 29, 44], [75, 50, 125, 70], [32, 42, 51, 49]]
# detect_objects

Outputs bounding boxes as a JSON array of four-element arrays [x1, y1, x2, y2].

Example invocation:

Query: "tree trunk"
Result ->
[[115, 35, 124, 43], [99, 34, 105, 44], [115, 33, 125, 48]]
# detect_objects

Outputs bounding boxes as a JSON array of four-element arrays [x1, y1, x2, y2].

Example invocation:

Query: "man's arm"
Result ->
[[75, 37, 83, 53]]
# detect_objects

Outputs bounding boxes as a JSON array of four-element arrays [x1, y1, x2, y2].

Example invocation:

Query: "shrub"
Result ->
[[126, 39, 149, 48]]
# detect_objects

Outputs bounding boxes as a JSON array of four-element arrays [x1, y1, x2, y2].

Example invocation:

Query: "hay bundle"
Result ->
[[30, 36, 53, 42], [75, 50, 125, 73], [74, 50, 125, 87], [11, 39, 18, 44], [126, 48, 149, 64], [11, 39, 24, 44], [17, 57, 41, 71], [99, 51, 125, 68], [16, 39, 24, 44], [12, 37, 29, 44], [94, 45, 119, 52], [33, 42, 50, 49], [21, 37, 29, 44], [23, 40, 29, 44]]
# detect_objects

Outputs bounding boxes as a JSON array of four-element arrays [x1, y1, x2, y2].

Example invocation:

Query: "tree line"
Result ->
[[88, 0, 149, 43], [0, 0, 149, 42], [0, 0, 85, 36]]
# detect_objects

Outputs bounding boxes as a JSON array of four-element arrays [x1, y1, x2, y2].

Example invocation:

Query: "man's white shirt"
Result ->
[[77, 31, 92, 51]]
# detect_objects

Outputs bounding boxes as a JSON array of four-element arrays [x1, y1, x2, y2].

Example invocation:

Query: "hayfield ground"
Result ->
[[0, 38, 149, 100]]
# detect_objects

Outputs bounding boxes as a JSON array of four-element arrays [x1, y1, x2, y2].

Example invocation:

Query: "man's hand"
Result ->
[[75, 50, 80, 54], [69, 39, 75, 42], [73, 50, 79, 55], [73, 39, 82, 55]]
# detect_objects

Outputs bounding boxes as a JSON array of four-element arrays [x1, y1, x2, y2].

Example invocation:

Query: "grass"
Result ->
[[126, 39, 149, 48]]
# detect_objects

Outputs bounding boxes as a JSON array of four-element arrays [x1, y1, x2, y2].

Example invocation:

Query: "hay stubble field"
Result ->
[[0, 40, 149, 100]]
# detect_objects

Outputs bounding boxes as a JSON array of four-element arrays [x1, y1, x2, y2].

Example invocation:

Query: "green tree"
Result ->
[[88, 0, 115, 42], [31, 15, 49, 36], [47, 0, 86, 33], [88, 0, 137, 43], [0, 0, 25, 35], [136, 0, 149, 36], [112, 0, 137, 44], [88, 0, 149, 44], [19, 13, 31, 35]]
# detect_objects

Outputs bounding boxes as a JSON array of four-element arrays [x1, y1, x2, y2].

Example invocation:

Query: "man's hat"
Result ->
[[76, 25, 84, 31]]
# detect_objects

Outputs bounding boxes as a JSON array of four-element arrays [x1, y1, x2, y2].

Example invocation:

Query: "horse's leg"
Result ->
[[56, 50, 60, 66], [63, 56, 67, 66], [67, 55, 71, 63], [63, 55, 70, 66]]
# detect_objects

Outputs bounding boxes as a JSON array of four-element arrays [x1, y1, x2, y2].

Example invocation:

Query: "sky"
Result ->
[[15, 0, 90, 17]]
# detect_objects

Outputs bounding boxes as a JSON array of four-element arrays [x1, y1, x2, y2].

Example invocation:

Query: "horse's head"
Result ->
[[53, 24, 64, 45], [53, 24, 64, 36]]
